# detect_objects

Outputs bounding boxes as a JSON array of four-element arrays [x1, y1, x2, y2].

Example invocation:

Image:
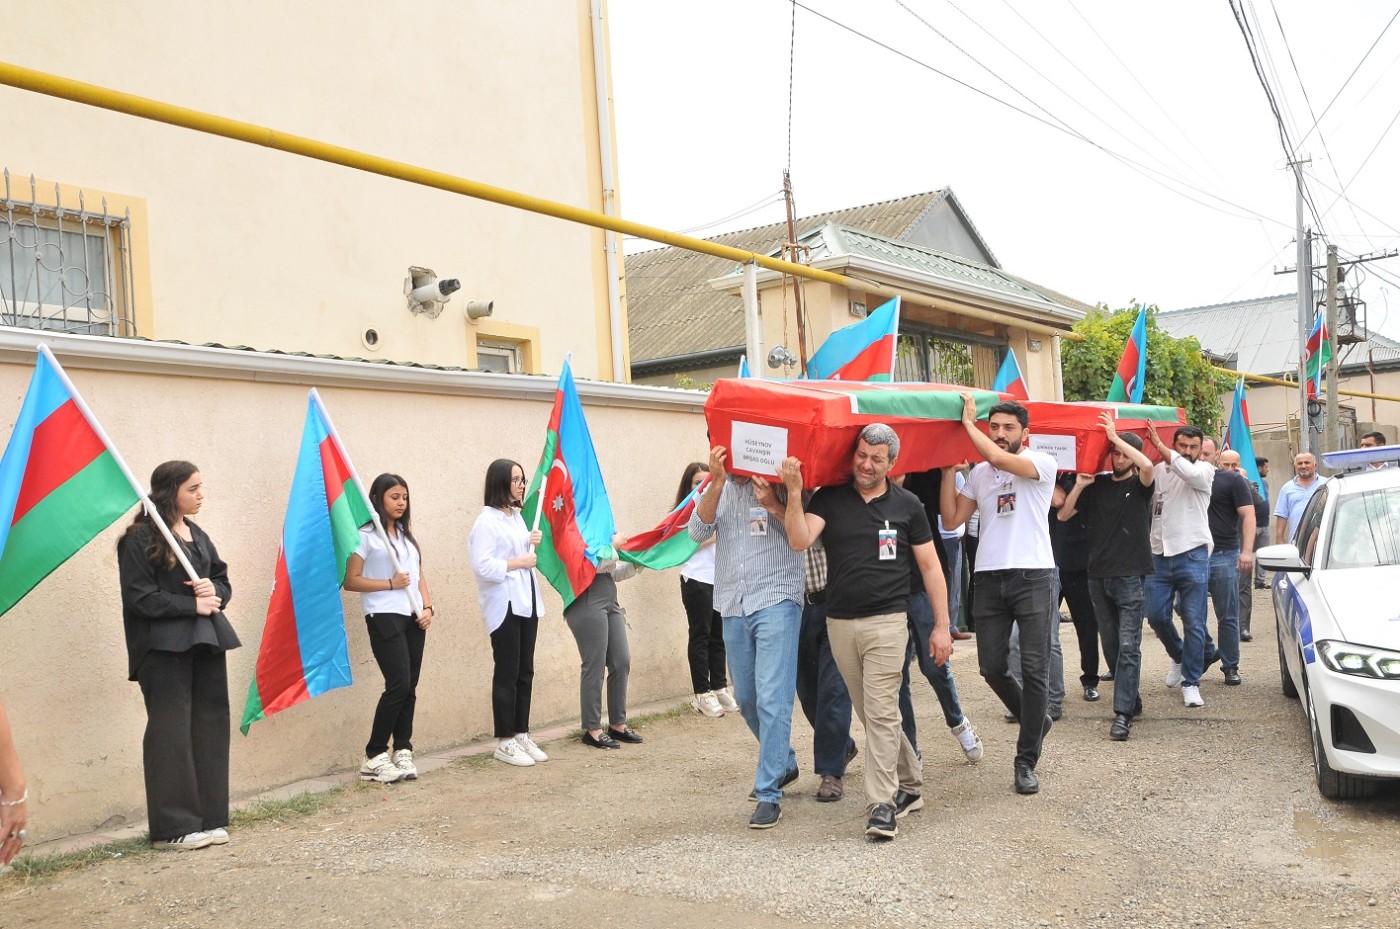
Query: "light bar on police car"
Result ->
[[1321, 445, 1400, 472]]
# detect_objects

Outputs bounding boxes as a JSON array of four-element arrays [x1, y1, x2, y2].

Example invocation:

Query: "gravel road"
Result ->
[[4, 588, 1399, 929]]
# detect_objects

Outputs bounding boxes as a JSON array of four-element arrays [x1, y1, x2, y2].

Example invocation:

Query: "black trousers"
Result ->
[[1057, 568, 1101, 687], [365, 613, 427, 758], [490, 608, 539, 738], [679, 577, 727, 693], [137, 647, 231, 841]]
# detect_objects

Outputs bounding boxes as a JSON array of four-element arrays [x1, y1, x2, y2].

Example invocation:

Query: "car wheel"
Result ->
[[1277, 618, 1298, 699], [1304, 673, 1377, 800]]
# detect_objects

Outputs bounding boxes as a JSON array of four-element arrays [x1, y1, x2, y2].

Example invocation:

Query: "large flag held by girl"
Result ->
[[616, 474, 710, 571], [0, 346, 140, 617], [241, 391, 375, 733], [521, 359, 617, 608]]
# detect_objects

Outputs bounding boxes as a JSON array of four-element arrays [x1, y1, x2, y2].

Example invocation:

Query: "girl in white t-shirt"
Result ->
[[343, 473, 434, 784], [675, 462, 736, 718], [467, 459, 547, 767]]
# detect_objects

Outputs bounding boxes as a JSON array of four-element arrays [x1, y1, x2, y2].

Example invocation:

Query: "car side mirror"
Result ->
[[1257, 543, 1308, 577]]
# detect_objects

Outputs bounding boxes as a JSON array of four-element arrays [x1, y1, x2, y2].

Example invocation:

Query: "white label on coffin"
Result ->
[[731, 421, 788, 475], [1027, 433, 1076, 471]]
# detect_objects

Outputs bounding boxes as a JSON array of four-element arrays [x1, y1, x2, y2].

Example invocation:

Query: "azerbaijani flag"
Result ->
[[806, 296, 899, 381], [1304, 309, 1332, 399], [521, 359, 617, 608], [241, 394, 373, 733], [1107, 305, 1148, 404], [616, 475, 710, 571], [1223, 377, 1263, 496], [0, 348, 139, 617], [992, 349, 1029, 400], [738, 355, 752, 378]]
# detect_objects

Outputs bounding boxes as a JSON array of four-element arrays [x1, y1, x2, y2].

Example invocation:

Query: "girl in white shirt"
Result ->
[[468, 459, 547, 767], [675, 462, 736, 718], [344, 473, 434, 784]]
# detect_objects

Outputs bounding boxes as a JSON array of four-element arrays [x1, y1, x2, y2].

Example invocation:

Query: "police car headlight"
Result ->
[[1316, 640, 1400, 680]]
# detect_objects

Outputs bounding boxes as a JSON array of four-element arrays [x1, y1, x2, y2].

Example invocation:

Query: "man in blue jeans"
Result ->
[[941, 395, 1058, 795], [688, 445, 803, 830], [1206, 448, 1256, 686], [1143, 424, 1216, 709], [1057, 416, 1155, 740]]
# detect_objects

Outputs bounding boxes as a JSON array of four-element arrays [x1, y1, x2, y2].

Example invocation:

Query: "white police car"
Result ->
[[1259, 444, 1400, 799]]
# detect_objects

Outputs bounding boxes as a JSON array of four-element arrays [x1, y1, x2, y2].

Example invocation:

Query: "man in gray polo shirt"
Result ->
[[689, 445, 804, 830]]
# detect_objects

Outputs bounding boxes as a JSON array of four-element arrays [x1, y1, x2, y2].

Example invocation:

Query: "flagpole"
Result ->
[[36, 344, 201, 583], [308, 388, 423, 614]]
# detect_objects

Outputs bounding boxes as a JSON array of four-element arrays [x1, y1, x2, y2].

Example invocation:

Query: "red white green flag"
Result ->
[[616, 475, 710, 571], [0, 347, 139, 617], [521, 359, 616, 608]]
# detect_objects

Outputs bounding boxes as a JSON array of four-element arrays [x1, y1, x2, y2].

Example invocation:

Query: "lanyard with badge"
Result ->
[[994, 468, 1017, 517]]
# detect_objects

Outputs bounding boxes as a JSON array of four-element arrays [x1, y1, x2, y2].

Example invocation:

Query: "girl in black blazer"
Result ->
[[117, 460, 240, 851]]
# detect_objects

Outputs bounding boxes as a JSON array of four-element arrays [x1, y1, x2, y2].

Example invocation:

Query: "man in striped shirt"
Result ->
[[689, 445, 804, 830]]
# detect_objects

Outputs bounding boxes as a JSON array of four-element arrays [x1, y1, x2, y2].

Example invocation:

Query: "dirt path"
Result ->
[[5, 590, 1398, 929]]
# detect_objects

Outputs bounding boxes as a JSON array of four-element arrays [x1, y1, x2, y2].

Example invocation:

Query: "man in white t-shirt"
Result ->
[[941, 395, 1058, 796]]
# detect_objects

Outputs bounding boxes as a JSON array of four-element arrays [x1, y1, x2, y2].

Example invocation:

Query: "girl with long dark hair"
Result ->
[[344, 473, 434, 783], [468, 459, 547, 767], [674, 462, 736, 718], [118, 460, 240, 851]]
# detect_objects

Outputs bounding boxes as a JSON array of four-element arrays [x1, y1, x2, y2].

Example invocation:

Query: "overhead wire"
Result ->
[[789, 0, 1291, 230], [1296, 7, 1400, 148]]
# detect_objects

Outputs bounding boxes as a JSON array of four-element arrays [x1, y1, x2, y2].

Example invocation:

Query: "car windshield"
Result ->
[[1328, 486, 1400, 569]]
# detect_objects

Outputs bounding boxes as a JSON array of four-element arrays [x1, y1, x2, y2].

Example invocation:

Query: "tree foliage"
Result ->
[[1061, 303, 1230, 433]]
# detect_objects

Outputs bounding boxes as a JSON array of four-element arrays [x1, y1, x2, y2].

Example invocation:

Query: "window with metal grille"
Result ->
[[895, 328, 996, 386], [1, 169, 137, 337]]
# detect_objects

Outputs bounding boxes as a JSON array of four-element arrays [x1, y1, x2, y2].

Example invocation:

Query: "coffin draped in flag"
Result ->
[[616, 476, 710, 571], [241, 395, 373, 733], [521, 360, 617, 608], [0, 349, 139, 618], [806, 296, 900, 382], [704, 378, 1185, 486], [1107, 306, 1149, 404], [991, 349, 1029, 400]]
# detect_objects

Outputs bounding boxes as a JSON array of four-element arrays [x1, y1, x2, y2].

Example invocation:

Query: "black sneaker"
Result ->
[[865, 803, 898, 839], [893, 790, 924, 818], [1109, 713, 1132, 741], [748, 766, 799, 802], [1083, 686, 1100, 702], [1223, 668, 1242, 686], [748, 801, 781, 829], [1013, 763, 1040, 794]]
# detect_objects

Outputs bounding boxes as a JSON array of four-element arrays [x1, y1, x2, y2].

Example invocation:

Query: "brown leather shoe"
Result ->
[[951, 630, 973, 640], [816, 774, 844, 802]]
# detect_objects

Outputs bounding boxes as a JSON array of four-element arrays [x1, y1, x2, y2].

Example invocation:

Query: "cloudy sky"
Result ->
[[609, 0, 1400, 350]]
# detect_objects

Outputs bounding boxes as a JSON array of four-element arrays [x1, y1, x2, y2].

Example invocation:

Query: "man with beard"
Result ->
[[1143, 425, 1215, 709], [780, 424, 951, 840], [1273, 452, 1322, 544], [1057, 414, 1155, 740], [940, 397, 1058, 795]]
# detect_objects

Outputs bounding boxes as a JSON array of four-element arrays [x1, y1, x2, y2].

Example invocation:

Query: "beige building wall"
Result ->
[[0, 0, 627, 380], [0, 331, 705, 840], [1242, 372, 1400, 434]]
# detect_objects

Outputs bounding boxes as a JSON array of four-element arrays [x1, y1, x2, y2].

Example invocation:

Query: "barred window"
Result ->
[[1, 169, 137, 337]]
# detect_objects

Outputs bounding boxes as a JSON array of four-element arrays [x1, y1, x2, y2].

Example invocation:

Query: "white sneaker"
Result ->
[[515, 734, 549, 762], [1164, 662, 1183, 688], [951, 717, 984, 763], [206, 827, 229, 845], [714, 687, 740, 714], [360, 752, 407, 783], [692, 691, 724, 718], [154, 831, 214, 851], [393, 748, 418, 780], [494, 740, 535, 767], [1182, 685, 1204, 707]]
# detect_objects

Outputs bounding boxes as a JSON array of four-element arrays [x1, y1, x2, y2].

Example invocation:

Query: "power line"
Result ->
[[789, 0, 1291, 229], [1296, 7, 1400, 148]]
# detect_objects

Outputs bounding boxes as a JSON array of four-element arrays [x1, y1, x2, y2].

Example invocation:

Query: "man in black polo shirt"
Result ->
[[780, 424, 951, 842]]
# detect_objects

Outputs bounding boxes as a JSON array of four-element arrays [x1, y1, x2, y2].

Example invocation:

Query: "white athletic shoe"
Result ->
[[714, 687, 740, 714], [1182, 685, 1204, 708], [493, 740, 536, 767], [393, 748, 418, 780], [360, 752, 407, 783], [951, 717, 984, 763], [1164, 662, 1183, 688], [515, 734, 549, 762], [692, 691, 724, 718], [154, 831, 214, 851]]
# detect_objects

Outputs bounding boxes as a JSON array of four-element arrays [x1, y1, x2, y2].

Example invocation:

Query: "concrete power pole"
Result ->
[[1325, 244, 1340, 452], [1293, 163, 1312, 455]]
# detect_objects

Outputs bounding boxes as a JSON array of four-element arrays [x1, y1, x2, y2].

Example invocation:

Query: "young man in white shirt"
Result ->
[[941, 396, 1058, 795]]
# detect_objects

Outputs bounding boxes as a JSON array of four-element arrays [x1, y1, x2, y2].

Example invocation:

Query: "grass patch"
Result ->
[[627, 702, 693, 727], [4, 784, 352, 887]]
